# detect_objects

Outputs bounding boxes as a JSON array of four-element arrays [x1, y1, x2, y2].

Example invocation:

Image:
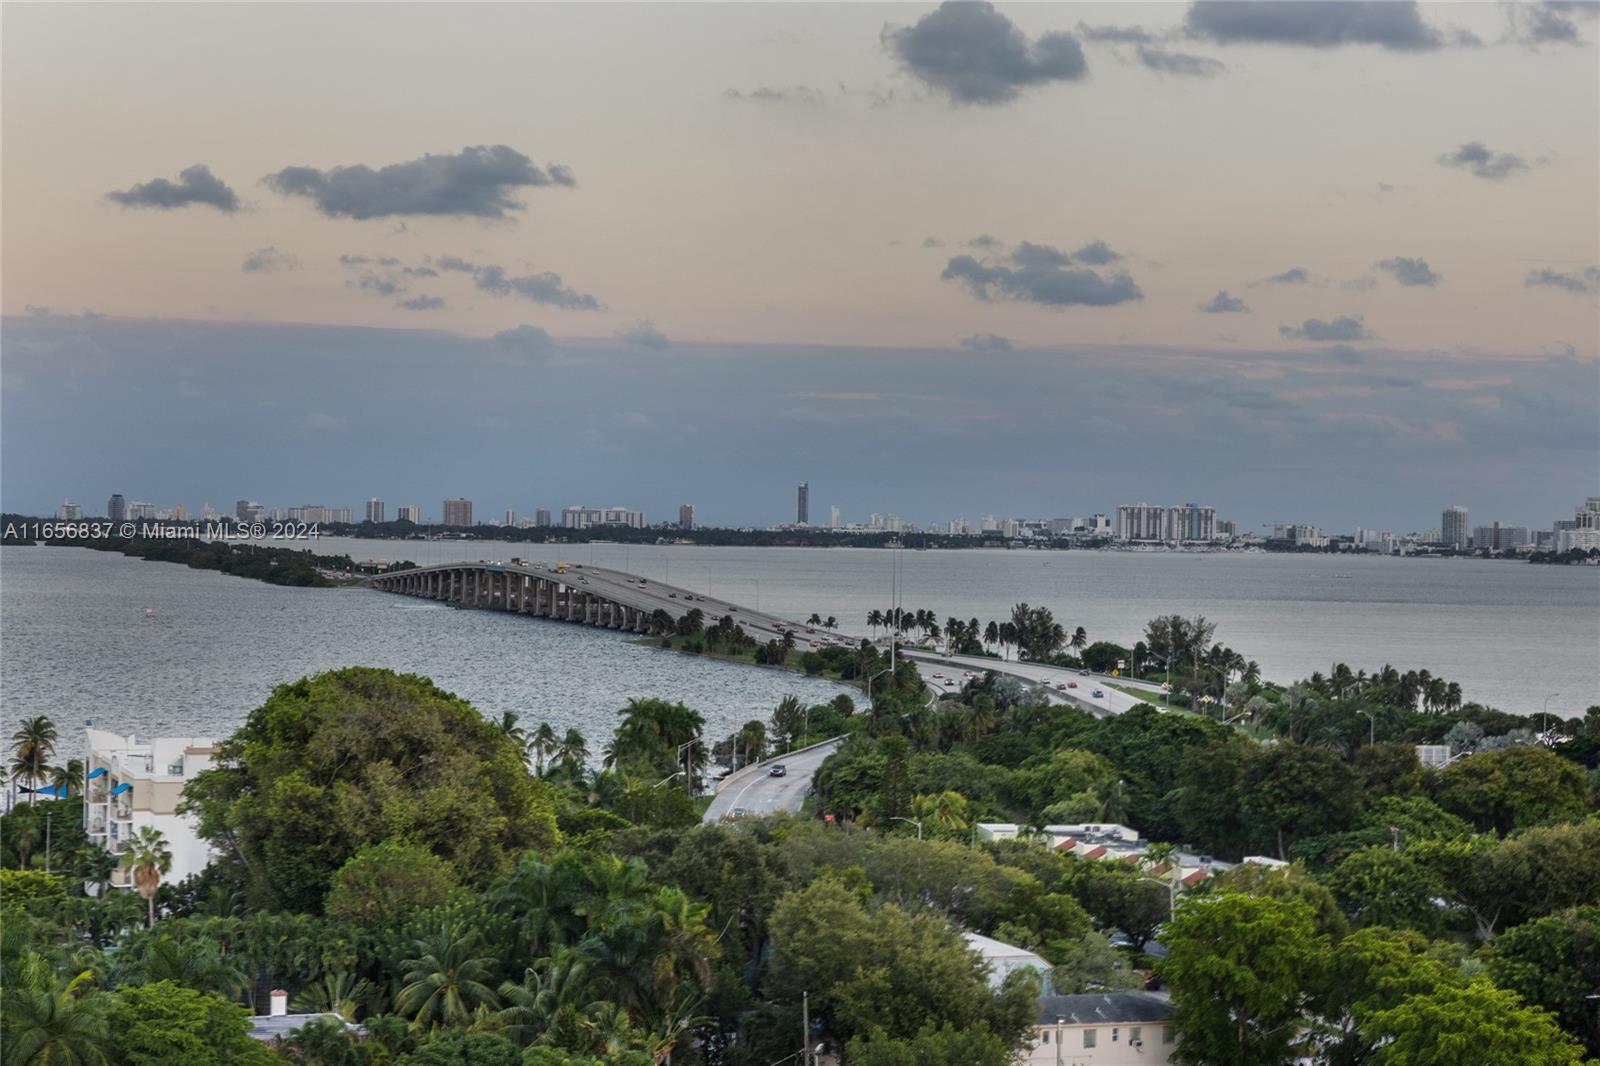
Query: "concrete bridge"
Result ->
[[366, 559, 856, 650]]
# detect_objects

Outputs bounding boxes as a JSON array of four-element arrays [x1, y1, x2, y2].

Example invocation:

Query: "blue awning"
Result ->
[[109, 782, 133, 796], [86, 767, 107, 780], [22, 784, 69, 798]]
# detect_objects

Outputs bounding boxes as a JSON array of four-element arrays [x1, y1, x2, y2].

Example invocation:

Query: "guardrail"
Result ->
[[712, 733, 848, 794]]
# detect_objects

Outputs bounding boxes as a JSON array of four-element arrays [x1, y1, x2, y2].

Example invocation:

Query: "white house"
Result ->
[[965, 931, 1054, 992], [1025, 992, 1176, 1065], [83, 727, 216, 889]]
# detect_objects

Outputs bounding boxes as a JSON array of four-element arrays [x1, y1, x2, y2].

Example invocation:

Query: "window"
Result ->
[[1130, 1026, 1142, 1046], [1112, 1027, 1120, 1042], [1083, 1029, 1097, 1048]]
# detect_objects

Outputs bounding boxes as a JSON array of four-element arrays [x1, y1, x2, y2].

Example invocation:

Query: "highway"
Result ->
[[703, 737, 844, 821], [903, 649, 1164, 716]]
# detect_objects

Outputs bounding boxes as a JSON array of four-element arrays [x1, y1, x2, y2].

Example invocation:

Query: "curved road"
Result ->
[[905, 649, 1167, 716], [703, 738, 843, 821]]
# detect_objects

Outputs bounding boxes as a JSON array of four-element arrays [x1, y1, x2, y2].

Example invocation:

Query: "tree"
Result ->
[[125, 825, 172, 929], [9, 715, 57, 804], [1049, 932, 1143, 993], [106, 981, 275, 1066], [1324, 847, 1442, 932], [845, 1023, 1018, 1066], [48, 759, 84, 800], [1434, 746, 1589, 835], [531, 721, 559, 776], [182, 667, 559, 912], [325, 841, 461, 925], [1363, 977, 1583, 1065], [1160, 894, 1327, 1066], [0, 953, 113, 1066], [396, 926, 502, 1029], [1486, 907, 1600, 1056], [1239, 742, 1360, 859]]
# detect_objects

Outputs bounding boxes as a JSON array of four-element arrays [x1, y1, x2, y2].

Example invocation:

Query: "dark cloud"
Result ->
[[240, 247, 299, 274], [1264, 266, 1311, 285], [1279, 315, 1372, 342], [264, 145, 574, 220], [1185, 1, 1444, 50], [884, 1, 1088, 105], [474, 265, 602, 311], [357, 272, 406, 297], [339, 254, 399, 267], [1076, 23, 1154, 43], [1377, 256, 1441, 287], [922, 237, 946, 249], [434, 256, 478, 273], [1508, 1, 1594, 44], [1200, 290, 1249, 313], [1524, 267, 1600, 295], [723, 85, 825, 105], [492, 324, 553, 360], [960, 332, 1013, 352], [106, 164, 239, 212], [403, 266, 439, 278], [396, 295, 445, 311], [942, 240, 1142, 309], [1137, 45, 1227, 75], [964, 234, 1003, 249], [1436, 141, 1529, 180], [1070, 240, 1122, 265], [619, 321, 670, 349]]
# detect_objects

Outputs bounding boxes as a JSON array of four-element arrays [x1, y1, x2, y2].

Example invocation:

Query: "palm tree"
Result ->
[[396, 926, 502, 1028], [911, 791, 970, 833], [645, 887, 717, 1005], [556, 729, 589, 773], [291, 969, 374, 1022], [806, 613, 822, 626], [530, 722, 559, 776], [48, 758, 85, 799], [867, 609, 883, 637], [1, 953, 113, 1066], [1071, 626, 1088, 657], [495, 711, 528, 748], [125, 825, 171, 929], [984, 620, 999, 650], [497, 946, 596, 1047], [132, 935, 249, 1001], [10, 715, 57, 805]]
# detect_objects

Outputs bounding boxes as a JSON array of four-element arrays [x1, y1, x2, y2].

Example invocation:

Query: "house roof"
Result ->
[[248, 1013, 362, 1043], [1035, 992, 1174, 1027]]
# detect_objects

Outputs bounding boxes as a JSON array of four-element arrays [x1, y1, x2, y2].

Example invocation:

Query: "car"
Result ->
[[1067, 681, 1077, 689], [932, 672, 943, 679], [1092, 689, 1106, 698], [669, 593, 677, 598], [1079, 669, 1090, 677], [963, 671, 976, 678], [730, 806, 751, 818], [768, 764, 787, 777]]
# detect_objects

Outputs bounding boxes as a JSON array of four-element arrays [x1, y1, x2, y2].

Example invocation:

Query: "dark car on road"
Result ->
[[768, 764, 787, 777]]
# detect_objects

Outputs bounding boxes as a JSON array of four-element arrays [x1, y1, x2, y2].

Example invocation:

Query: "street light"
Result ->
[[891, 816, 923, 840], [1358, 709, 1376, 747], [1541, 693, 1561, 742]]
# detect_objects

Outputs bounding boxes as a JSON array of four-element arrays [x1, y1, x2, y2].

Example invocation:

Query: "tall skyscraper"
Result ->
[[1442, 506, 1469, 551], [396, 505, 421, 524], [365, 498, 386, 523], [1116, 503, 1165, 541], [830, 505, 841, 528], [504, 509, 517, 527], [107, 494, 126, 522], [443, 498, 473, 527], [534, 508, 551, 527], [57, 501, 81, 520], [678, 504, 695, 530], [796, 482, 809, 525]]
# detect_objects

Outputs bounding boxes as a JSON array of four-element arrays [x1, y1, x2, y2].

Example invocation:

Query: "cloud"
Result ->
[[960, 332, 1013, 352], [1279, 315, 1372, 342], [1524, 267, 1600, 295], [1263, 266, 1311, 285], [922, 237, 946, 249], [264, 145, 574, 220], [357, 272, 406, 297], [1137, 45, 1227, 76], [1076, 23, 1154, 43], [942, 241, 1142, 309], [619, 321, 670, 349], [1185, 1, 1445, 50], [1508, 1, 1595, 45], [240, 247, 299, 274], [434, 256, 478, 273], [1200, 290, 1249, 313], [403, 266, 439, 278], [106, 164, 239, 212], [884, 1, 1088, 105], [723, 85, 825, 105], [492, 324, 554, 359], [964, 234, 1003, 249], [1377, 256, 1441, 287], [1069, 240, 1122, 265], [339, 254, 399, 267], [396, 295, 445, 311], [473, 265, 601, 311], [1436, 141, 1529, 180]]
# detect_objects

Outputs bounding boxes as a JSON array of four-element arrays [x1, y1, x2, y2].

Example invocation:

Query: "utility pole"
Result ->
[[801, 990, 811, 1066]]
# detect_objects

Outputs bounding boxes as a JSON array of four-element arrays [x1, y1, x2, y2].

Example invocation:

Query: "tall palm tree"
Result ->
[[495, 711, 528, 748], [867, 609, 883, 637], [556, 729, 589, 772], [125, 825, 171, 929], [983, 620, 999, 650], [530, 722, 559, 776], [0, 954, 113, 1066], [396, 926, 501, 1028], [10, 715, 58, 805], [497, 947, 596, 1047], [48, 759, 85, 799], [1071, 626, 1088, 656]]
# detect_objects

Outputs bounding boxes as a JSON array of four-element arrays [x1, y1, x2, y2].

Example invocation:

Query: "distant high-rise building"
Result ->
[[1165, 503, 1217, 543], [443, 498, 473, 527], [366, 498, 386, 523], [127, 501, 157, 521], [300, 505, 330, 524], [504, 509, 517, 527], [396, 505, 421, 524], [235, 499, 264, 522], [57, 501, 81, 520], [830, 505, 841, 529], [796, 482, 809, 525], [1116, 503, 1165, 542], [561, 506, 645, 530], [107, 494, 126, 522], [330, 508, 352, 524], [678, 504, 695, 530], [1442, 506, 1469, 551], [534, 508, 551, 527], [1472, 523, 1528, 553]]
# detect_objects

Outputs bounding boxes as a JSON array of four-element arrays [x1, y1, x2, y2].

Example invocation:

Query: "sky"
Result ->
[[2, 2, 1597, 531]]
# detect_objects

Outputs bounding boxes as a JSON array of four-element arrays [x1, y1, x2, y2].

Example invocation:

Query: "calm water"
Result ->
[[2, 542, 1596, 748]]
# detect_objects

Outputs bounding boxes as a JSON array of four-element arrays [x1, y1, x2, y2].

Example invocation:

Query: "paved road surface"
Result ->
[[703, 738, 843, 821], [904, 650, 1166, 716]]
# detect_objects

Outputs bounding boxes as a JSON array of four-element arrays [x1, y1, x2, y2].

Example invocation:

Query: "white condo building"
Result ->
[[83, 728, 216, 889]]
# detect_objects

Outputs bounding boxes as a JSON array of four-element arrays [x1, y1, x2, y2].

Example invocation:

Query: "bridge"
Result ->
[[366, 559, 854, 650]]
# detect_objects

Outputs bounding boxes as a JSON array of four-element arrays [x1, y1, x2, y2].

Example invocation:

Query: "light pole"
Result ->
[[891, 816, 923, 840], [1358, 709, 1376, 747], [676, 739, 699, 796], [1541, 693, 1561, 742]]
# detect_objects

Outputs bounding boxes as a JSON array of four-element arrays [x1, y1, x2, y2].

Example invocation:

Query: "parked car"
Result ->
[[768, 764, 787, 777]]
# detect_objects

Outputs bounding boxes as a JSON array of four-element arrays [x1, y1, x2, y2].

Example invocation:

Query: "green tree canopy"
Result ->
[[325, 840, 462, 925], [106, 981, 275, 1066]]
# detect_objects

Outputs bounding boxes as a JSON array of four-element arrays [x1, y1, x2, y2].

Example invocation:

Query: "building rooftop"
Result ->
[[248, 1013, 360, 1043], [1035, 991, 1173, 1027]]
